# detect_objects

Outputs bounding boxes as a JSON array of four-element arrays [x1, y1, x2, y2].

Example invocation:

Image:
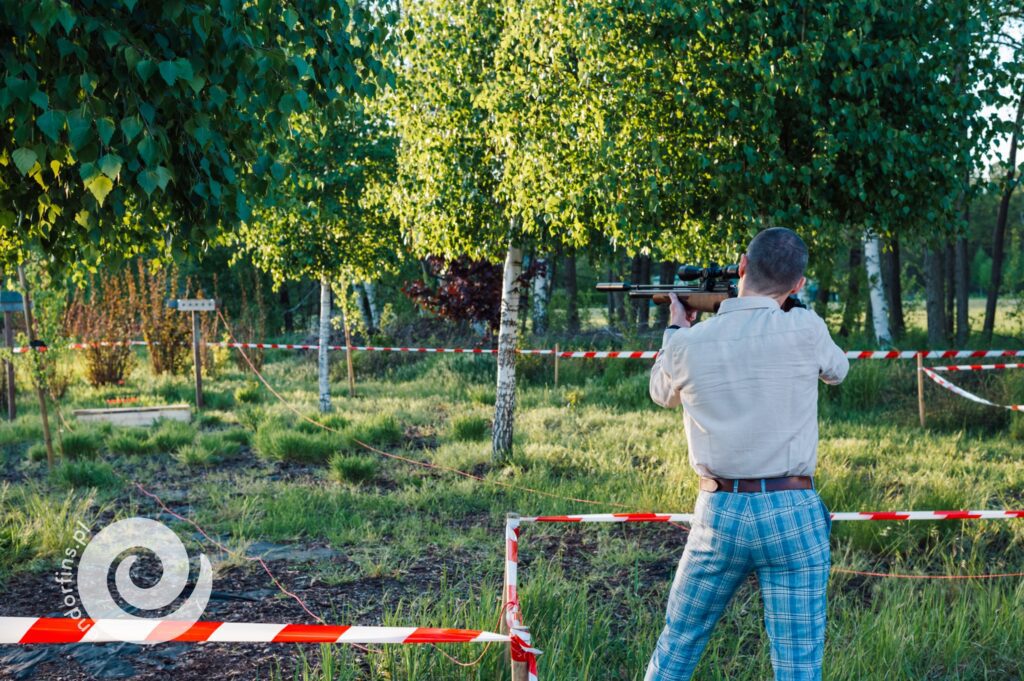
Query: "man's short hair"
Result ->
[[745, 228, 808, 295]]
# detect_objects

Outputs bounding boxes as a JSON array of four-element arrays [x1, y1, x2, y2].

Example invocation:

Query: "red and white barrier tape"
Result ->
[[0, 617, 508, 645], [520, 510, 1024, 523], [928, 363, 1024, 372], [505, 517, 540, 681], [848, 350, 1024, 359], [920, 368, 1023, 411], [14, 341, 1024, 361]]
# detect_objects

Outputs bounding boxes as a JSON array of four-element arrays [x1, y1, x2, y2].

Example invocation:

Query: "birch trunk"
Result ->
[[531, 256, 550, 335], [356, 284, 374, 334], [492, 240, 523, 463], [364, 281, 379, 331], [318, 276, 332, 413], [863, 235, 892, 346]]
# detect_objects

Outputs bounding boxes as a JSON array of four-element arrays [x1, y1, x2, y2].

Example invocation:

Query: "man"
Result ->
[[645, 227, 849, 681]]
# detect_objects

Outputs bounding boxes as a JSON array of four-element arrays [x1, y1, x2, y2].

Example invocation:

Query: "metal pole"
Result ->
[[3, 310, 15, 420], [917, 352, 925, 428], [18, 265, 55, 468], [192, 310, 204, 409], [504, 513, 529, 681], [553, 343, 559, 388]]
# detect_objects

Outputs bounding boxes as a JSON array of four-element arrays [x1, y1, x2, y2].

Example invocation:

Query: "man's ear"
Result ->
[[738, 253, 748, 278], [791, 276, 806, 294]]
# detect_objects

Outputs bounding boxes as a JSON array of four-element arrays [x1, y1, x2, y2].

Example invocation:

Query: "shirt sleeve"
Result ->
[[815, 317, 849, 385], [650, 328, 682, 408]]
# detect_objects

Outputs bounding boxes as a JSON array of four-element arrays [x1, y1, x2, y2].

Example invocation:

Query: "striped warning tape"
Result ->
[[0, 617, 509, 645], [520, 510, 1024, 523], [504, 517, 540, 681], [11, 342, 1024, 361], [928, 363, 1024, 372], [921, 368, 1024, 411]]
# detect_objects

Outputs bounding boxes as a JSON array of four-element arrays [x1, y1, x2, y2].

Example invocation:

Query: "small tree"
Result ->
[[64, 270, 138, 386]]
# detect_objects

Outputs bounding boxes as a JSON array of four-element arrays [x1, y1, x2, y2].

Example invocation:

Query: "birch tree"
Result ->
[[235, 103, 400, 413], [0, 0, 393, 274]]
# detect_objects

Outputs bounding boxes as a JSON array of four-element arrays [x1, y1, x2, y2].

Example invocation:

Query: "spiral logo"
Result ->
[[77, 518, 212, 643]]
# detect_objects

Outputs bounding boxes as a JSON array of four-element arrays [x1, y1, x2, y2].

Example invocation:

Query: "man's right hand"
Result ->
[[669, 292, 698, 328]]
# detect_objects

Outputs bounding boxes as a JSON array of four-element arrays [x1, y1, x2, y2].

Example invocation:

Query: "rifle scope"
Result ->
[[677, 263, 740, 282]]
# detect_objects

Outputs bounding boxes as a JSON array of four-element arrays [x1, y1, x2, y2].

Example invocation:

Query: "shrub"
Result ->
[[148, 420, 196, 453], [27, 443, 48, 462], [253, 427, 339, 464], [135, 260, 191, 375], [448, 415, 489, 442], [237, 406, 267, 432], [0, 418, 42, 447], [106, 428, 154, 456], [348, 414, 401, 447], [58, 431, 103, 461], [219, 428, 251, 446], [329, 454, 377, 484], [63, 271, 138, 386], [50, 461, 120, 490], [297, 413, 349, 434], [197, 431, 244, 459], [175, 443, 217, 467], [234, 381, 263, 404], [203, 390, 236, 410]]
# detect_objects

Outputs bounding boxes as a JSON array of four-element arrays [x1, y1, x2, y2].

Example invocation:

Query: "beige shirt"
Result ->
[[650, 296, 849, 479]]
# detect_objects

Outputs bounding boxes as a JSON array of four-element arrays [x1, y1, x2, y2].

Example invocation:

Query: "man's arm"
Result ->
[[650, 293, 695, 408], [650, 329, 682, 408], [815, 317, 849, 385]]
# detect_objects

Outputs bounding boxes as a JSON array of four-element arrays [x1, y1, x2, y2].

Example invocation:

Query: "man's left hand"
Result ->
[[668, 293, 698, 328]]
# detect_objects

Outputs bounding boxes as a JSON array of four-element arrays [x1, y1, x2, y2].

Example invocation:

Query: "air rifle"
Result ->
[[596, 264, 804, 313]]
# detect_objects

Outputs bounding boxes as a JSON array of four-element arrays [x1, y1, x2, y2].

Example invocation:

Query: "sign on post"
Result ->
[[0, 291, 22, 420], [166, 298, 217, 409]]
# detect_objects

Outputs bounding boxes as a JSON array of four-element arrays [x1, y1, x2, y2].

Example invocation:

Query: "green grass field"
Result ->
[[1, 337, 1024, 679]]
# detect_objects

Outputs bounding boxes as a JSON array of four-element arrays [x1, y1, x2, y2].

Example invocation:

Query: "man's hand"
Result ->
[[668, 292, 698, 328]]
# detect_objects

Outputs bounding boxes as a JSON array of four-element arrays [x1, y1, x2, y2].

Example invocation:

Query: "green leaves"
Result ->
[[120, 115, 143, 143], [12, 148, 38, 175], [36, 109, 65, 141], [98, 153, 123, 179], [137, 134, 159, 166], [67, 111, 93, 150], [158, 61, 178, 86], [85, 175, 114, 205], [1, 0, 398, 274]]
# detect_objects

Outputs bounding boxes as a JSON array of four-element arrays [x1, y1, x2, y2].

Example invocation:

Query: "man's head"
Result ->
[[738, 227, 807, 298]]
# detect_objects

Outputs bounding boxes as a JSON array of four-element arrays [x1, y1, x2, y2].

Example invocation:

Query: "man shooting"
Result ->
[[645, 227, 849, 681]]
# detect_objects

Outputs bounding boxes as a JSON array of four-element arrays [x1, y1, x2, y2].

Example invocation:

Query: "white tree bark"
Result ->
[[318, 276, 332, 413], [531, 256, 550, 335], [863, 235, 892, 347], [492, 239, 523, 462], [363, 281, 379, 331]]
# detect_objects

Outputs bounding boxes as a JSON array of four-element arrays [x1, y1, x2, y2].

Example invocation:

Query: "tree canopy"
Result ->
[[0, 0, 394, 273]]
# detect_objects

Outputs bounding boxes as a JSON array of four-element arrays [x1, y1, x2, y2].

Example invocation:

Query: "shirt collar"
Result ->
[[717, 296, 780, 314]]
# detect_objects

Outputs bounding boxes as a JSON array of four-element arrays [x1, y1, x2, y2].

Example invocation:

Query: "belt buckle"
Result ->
[[699, 478, 720, 493]]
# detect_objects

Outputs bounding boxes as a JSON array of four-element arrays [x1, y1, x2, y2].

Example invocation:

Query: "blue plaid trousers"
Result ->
[[645, 489, 831, 680]]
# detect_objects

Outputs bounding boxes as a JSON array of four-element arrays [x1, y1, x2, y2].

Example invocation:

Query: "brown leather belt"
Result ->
[[700, 476, 813, 493]]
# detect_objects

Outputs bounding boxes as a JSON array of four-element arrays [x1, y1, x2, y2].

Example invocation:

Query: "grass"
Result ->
[[58, 429, 104, 460], [50, 460, 120, 490], [329, 453, 378, 484], [2, 314, 1023, 680]]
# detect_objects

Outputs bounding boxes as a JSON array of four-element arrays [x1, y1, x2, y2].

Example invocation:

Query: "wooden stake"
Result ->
[[3, 310, 15, 420], [18, 265, 55, 469], [192, 309, 204, 409], [917, 352, 925, 427], [553, 343, 559, 387]]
